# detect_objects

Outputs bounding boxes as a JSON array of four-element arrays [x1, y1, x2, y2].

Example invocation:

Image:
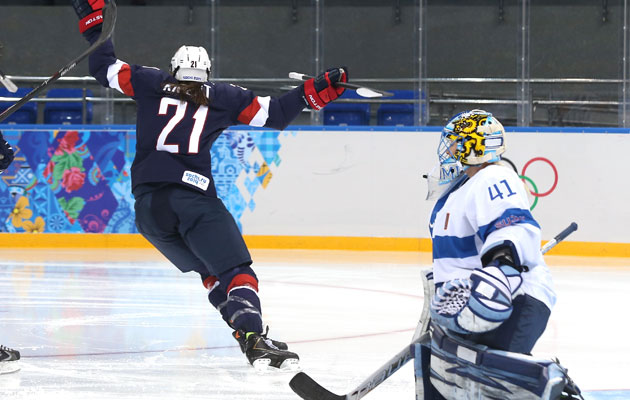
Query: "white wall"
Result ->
[[240, 128, 630, 244]]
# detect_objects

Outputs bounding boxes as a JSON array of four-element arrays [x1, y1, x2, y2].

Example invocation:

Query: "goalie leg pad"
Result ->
[[429, 324, 575, 400]]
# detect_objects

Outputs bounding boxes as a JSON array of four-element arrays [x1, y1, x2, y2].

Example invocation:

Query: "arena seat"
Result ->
[[43, 88, 93, 124], [376, 90, 422, 126], [323, 90, 370, 126], [0, 88, 38, 124]]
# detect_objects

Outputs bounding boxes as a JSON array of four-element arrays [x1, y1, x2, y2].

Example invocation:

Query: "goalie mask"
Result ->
[[425, 110, 505, 200], [170, 45, 211, 82]]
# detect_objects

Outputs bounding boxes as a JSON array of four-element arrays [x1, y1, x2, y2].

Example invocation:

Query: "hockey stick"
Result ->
[[0, 0, 117, 123], [541, 222, 578, 255], [289, 222, 578, 400], [0, 69, 18, 93], [290, 333, 429, 400], [288, 72, 393, 98]]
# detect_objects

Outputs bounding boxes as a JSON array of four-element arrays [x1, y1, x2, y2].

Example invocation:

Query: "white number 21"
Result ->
[[156, 97, 208, 154]]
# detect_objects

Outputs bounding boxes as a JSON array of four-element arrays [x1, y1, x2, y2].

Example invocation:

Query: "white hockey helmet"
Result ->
[[170, 45, 211, 82]]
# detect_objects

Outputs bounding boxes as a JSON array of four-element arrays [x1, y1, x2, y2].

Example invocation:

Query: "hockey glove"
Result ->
[[72, 0, 106, 43], [302, 67, 347, 110], [0, 132, 15, 173], [430, 265, 521, 334]]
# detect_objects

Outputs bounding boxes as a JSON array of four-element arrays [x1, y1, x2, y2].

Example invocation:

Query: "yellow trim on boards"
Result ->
[[0, 233, 627, 258]]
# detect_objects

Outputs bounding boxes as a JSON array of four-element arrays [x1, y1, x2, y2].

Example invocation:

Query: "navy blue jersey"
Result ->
[[89, 39, 306, 197]]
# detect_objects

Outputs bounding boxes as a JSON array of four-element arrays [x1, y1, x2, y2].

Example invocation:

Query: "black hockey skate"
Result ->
[[0, 345, 21, 375], [233, 330, 299, 371], [233, 326, 288, 352]]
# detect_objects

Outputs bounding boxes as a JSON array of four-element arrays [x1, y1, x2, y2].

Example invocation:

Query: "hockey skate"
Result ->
[[233, 330, 299, 372], [232, 326, 289, 353], [0, 345, 21, 375]]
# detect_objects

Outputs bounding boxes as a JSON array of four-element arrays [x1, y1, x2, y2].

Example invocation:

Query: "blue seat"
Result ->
[[323, 90, 370, 126], [377, 90, 422, 126], [0, 88, 38, 124], [44, 88, 93, 124]]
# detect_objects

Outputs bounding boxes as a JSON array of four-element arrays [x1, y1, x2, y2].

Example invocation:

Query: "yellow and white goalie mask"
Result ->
[[425, 109, 506, 200]]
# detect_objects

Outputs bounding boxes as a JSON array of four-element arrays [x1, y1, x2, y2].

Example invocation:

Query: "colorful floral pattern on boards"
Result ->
[[0, 127, 289, 234]]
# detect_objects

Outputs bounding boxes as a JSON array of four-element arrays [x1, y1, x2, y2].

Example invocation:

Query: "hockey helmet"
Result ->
[[439, 109, 505, 167], [170, 45, 211, 82], [425, 110, 506, 200]]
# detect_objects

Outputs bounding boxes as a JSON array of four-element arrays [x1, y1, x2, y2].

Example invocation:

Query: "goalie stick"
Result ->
[[541, 222, 578, 255], [288, 72, 393, 98], [289, 222, 578, 400], [0, 69, 18, 93], [0, 0, 117, 123]]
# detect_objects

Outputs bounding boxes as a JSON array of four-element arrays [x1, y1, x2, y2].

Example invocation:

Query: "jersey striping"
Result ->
[[237, 96, 271, 127], [106, 60, 134, 96], [429, 164, 556, 310]]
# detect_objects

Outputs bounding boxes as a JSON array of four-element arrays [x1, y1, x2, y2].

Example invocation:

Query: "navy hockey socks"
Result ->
[[203, 275, 231, 325], [218, 265, 263, 333]]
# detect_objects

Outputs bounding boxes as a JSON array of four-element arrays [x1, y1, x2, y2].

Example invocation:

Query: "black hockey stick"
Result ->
[[0, 0, 117, 123], [290, 222, 578, 400], [288, 72, 393, 98], [290, 333, 429, 400], [0, 69, 18, 93], [541, 222, 578, 255]]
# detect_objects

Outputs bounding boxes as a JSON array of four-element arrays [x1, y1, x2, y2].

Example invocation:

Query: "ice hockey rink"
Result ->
[[1, 248, 629, 400]]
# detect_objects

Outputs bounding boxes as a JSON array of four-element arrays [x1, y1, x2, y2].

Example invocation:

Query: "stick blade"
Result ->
[[0, 76, 18, 93], [355, 87, 391, 98], [290, 372, 346, 400]]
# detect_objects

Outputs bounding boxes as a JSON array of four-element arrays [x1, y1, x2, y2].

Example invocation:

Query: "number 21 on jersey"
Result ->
[[156, 97, 209, 154]]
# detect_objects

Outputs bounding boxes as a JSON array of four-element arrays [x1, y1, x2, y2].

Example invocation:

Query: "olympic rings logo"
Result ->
[[501, 157, 558, 210]]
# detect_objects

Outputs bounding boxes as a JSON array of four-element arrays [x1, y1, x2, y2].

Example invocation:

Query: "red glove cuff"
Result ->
[[79, 10, 104, 33], [303, 79, 326, 110]]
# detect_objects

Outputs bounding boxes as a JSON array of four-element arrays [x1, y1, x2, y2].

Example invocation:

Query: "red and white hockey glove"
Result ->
[[302, 67, 348, 110], [72, 0, 106, 41]]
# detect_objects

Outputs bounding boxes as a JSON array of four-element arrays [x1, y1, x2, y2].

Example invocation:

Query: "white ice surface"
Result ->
[[0, 249, 628, 399]]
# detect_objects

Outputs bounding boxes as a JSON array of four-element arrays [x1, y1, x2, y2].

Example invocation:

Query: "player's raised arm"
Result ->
[[230, 67, 348, 131], [72, 0, 134, 96]]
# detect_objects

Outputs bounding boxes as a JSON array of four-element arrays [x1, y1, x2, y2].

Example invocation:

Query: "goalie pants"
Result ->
[[463, 293, 551, 354], [133, 183, 252, 277]]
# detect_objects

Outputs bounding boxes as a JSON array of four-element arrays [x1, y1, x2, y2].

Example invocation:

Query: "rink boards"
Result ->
[[0, 124, 628, 257]]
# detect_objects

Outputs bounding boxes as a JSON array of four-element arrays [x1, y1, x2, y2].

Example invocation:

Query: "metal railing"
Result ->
[[0, 75, 624, 126]]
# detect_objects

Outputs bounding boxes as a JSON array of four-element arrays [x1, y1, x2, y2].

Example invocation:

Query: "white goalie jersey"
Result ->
[[429, 164, 556, 311]]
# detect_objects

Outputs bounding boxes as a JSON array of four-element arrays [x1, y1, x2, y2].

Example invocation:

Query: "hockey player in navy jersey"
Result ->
[[72, 0, 347, 371], [421, 110, 559, 398]]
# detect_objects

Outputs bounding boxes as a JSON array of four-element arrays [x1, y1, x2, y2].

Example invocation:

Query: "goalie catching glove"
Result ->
[[72, 0, 106, 43], [430, 241, 525, 334], [302, 68, 347, 110]]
